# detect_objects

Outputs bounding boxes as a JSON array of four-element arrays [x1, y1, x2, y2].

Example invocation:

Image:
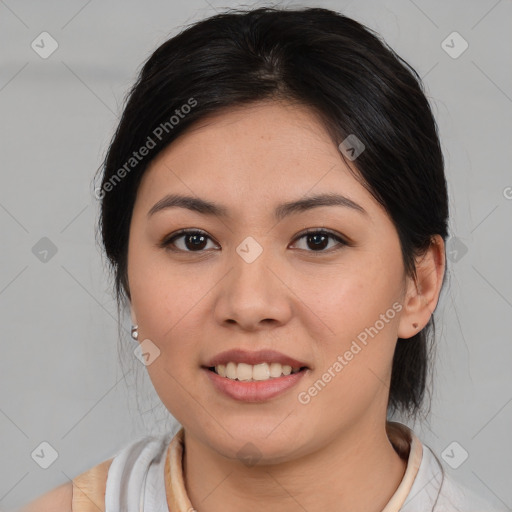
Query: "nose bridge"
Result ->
[[232, 234, 275, 295], [215, 234, 291, 327]]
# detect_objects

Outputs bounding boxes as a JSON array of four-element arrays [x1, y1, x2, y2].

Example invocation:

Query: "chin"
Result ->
[[202, 422, 311, 466]]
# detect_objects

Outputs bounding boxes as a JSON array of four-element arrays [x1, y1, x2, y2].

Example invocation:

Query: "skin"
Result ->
[[127, 99, 445, 512]]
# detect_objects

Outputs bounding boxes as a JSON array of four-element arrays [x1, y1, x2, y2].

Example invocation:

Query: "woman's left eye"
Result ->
[[160, 229, 348, 253], [291, 229, 348, 253]]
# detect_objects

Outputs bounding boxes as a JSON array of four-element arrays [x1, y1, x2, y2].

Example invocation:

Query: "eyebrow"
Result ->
[[147, 192, 368, 221]]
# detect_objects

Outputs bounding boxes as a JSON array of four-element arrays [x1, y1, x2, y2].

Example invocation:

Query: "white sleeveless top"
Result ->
[[102, 422, 508, 511]]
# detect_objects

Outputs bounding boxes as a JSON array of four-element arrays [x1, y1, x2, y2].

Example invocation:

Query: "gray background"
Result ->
[[1, 0, 511, 510]]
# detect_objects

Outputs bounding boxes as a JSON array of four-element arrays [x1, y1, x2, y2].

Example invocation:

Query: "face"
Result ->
[[127, 100, 415, 463]]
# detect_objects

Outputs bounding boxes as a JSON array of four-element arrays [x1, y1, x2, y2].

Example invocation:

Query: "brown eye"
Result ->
[[291, 229, 347, 253], [161, 229, 217, 252]]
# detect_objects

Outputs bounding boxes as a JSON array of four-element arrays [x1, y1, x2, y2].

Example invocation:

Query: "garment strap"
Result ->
[[164, 428, 192, 511], [71, 457, 113, 512], [382, 421, 423, 512]]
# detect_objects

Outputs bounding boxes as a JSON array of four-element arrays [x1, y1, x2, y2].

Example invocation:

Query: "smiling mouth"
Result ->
[[206, 362, 308, 382]]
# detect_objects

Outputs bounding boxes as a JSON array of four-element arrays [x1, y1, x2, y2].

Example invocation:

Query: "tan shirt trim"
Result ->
[[382, 422, 423, 512], [71, 457, 113, 512], [165, 428, 194, 511]]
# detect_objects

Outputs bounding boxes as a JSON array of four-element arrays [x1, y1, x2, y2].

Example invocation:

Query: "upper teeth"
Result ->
[[214, 362, 302, 381]]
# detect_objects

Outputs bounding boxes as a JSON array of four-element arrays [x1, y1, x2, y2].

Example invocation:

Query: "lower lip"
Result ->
[[202, 367, 308, 402]]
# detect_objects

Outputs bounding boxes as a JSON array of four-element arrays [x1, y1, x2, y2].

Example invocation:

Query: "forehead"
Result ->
[[135, 101, 381, 222]]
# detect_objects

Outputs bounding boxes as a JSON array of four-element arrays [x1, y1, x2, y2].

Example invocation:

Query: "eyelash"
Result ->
[[159, 228, 349, 255]]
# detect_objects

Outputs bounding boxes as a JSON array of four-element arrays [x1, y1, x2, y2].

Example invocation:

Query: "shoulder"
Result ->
[[16, 431, 177, 512], [407, 442, 508, 512], [15, 453, 115, 512], [15, 481, 73, 512], [436, 471, 509, 512]]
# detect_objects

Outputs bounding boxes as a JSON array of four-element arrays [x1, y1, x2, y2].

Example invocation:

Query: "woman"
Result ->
[[18, 6, 507, 512]]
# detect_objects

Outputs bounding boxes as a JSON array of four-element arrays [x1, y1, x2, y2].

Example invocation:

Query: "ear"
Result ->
[[397, 235, 446, 339]]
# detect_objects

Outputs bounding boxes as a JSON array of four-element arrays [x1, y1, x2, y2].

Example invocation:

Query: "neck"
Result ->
[[182, 419, 407, 512]]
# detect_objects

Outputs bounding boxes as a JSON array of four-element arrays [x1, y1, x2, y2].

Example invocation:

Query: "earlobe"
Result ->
[[129, 305, 140, 340], [397, 235, 446, 339]]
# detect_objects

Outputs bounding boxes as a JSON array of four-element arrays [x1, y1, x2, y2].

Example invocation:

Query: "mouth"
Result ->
[[203, 348, 310, 379], [201, 349, 311, 401], [205, 362, 308, 382], [202, 364, 309, 402]]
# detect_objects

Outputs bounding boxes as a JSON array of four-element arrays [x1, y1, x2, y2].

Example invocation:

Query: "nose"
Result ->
[[213, 243, 293, 331]]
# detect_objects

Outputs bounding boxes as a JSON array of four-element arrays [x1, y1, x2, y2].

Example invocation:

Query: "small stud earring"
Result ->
[[131, 324, 139, 340]]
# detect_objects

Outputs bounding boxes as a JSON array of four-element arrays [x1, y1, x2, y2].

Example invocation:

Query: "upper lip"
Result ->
[[203, 349, 309, 369]]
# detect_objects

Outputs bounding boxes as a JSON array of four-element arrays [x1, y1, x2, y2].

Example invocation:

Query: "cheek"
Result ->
[[299, 284, 400, 422], [128, 244, 203, 339], [299, 260, 401, 381], [131, 263, 206, 415], [296, 260, 398, 336]]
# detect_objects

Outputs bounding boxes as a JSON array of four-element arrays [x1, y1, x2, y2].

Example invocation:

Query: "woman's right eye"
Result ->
[[160, 229, 219, 252]]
